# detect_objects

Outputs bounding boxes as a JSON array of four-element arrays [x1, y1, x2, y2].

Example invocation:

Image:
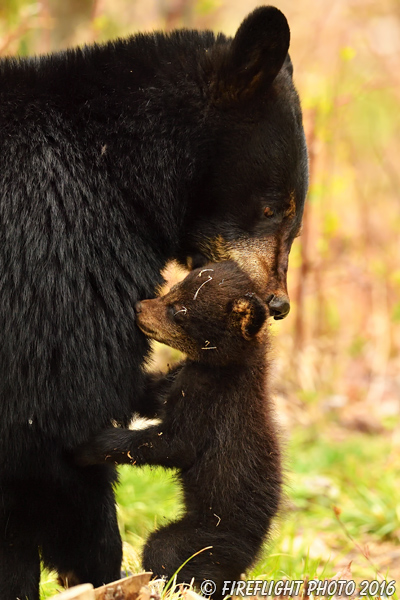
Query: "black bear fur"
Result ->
[[78, 261, 281, 598], [0, 6, 306, 599]]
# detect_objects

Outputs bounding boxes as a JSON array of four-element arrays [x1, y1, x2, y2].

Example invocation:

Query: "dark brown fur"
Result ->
[[77, 261, 282, 597]]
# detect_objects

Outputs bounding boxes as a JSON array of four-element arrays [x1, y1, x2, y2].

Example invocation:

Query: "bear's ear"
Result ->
[[231, 294, 267, 340], [211, 6, 290, 102]]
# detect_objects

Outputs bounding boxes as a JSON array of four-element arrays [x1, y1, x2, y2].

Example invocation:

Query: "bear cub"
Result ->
[[78, 261, 282, 597]]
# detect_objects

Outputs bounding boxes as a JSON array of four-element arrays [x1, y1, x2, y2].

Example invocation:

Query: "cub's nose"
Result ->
[[266, 294, 290, 320], [134, 301, 142, 314]]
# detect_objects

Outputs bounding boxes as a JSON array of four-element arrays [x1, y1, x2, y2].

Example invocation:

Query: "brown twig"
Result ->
[[333, 506, 388, 582]]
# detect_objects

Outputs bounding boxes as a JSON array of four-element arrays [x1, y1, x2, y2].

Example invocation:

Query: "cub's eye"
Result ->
[[263, 206, 274, 218], [169, 305, 188, 323]]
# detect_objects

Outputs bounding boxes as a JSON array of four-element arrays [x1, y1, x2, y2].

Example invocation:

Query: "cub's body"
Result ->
[[79, 262, 281, 596]]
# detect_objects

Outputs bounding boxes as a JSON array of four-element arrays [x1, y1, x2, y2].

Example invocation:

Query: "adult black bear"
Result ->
[[0, 6, 307, 600], [77, 261, 281, 599]]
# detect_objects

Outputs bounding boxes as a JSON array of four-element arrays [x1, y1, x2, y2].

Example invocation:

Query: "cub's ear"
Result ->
[[231, 294, 267, 340], [211, 6, 290, 102]]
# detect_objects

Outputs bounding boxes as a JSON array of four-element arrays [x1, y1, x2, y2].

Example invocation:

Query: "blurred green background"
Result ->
[[1, 0, 399, 596]]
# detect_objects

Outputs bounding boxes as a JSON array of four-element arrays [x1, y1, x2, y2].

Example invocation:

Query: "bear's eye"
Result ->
[[263, 206, 274, 218]]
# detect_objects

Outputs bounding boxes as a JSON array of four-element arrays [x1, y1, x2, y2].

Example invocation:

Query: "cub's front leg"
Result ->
[[76, 425, 194, 470]]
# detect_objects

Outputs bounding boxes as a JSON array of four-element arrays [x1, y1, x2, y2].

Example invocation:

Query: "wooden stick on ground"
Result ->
[[51, 573, 153, 600], [94, 572, 153, 600], [52, 584, 95, 600]]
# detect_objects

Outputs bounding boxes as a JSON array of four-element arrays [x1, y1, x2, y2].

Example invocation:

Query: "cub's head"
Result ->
[[135, 262, 268, 364]]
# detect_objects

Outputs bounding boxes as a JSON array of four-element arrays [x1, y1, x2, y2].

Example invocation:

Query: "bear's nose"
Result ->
[[266, 294, 290, 320], [134, 301, 142, 314]]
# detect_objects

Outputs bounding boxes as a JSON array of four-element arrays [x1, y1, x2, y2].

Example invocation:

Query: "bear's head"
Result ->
[[178, 7, 308, 322], [135, 261, 268, 365]]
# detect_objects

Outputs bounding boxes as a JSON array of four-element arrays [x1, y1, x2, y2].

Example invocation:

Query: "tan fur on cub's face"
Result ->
[[135, 261, 268, 364]]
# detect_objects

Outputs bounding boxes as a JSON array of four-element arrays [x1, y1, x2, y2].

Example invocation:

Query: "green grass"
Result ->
[[41, 420, 400, 599], [289, 426, 400, 540], [116, 466, 183, 541], [253, 425, 400, 586]]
